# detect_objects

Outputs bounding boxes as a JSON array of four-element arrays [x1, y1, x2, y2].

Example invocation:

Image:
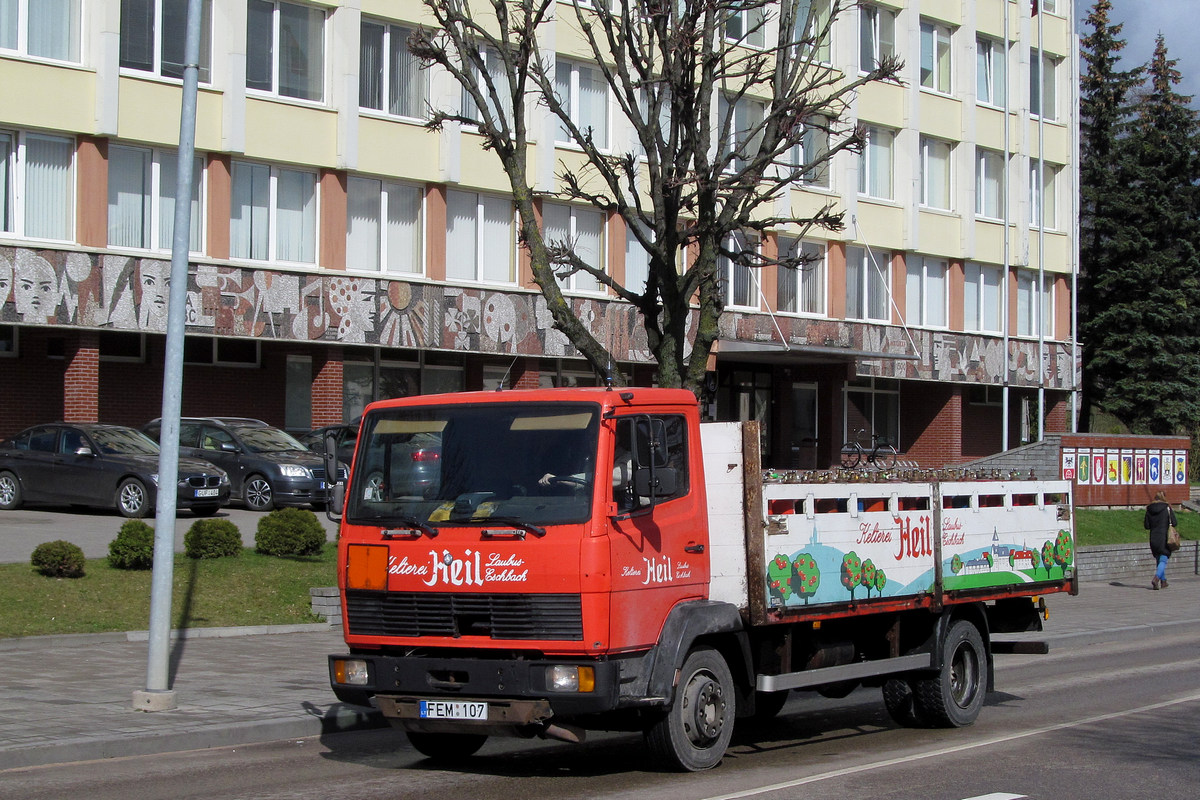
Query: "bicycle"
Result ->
[[840, 429, 898, 470]]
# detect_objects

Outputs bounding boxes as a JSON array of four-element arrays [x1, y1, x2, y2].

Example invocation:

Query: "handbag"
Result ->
[[1167, 520, 1181, 552]]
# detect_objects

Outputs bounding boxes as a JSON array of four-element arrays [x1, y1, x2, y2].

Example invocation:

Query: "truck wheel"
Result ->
[[645, 646, 735, 771], [406, 731, 487, 761], [882, 677, 927, 727], [913, 619, 986, 727]]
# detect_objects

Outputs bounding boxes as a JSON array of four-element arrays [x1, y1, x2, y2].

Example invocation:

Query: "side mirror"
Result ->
[[634, 466, 677, 498], [74, 446, 95, 457], [220, 442, 238, 452], [322, 432, 343, 523]]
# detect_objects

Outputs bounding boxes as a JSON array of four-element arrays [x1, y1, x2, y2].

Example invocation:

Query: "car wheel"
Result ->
[[0, 471, 22, 511], [244, 475, 275, 512], [363, 471, 385, 502], [191, 505, 220, 517], [117, 478, 151, 518]]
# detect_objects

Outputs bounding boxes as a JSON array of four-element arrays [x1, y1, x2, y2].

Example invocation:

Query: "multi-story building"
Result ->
[[0, 0, 1077, 469]]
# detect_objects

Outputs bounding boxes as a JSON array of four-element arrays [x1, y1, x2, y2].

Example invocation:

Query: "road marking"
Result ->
[[962, 794, 1026, 800], [700, 690, 1200, 800]]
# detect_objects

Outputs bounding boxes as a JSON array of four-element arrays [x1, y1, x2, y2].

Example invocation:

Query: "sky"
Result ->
[[1077, 0, 1200, 105]]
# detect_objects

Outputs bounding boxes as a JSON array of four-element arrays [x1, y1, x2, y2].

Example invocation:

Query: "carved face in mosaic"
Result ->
[[138, 261, 170, 329], [0, 253, 11, 305], [14, 254, 56, 321]]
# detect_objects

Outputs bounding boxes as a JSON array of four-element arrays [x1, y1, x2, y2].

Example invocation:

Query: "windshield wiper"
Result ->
[[379, 516, 438, 539], [457, 516, 547, 539]]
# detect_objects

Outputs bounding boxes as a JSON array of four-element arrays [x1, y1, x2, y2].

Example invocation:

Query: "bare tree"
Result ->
[[410, 0, 900, 391]]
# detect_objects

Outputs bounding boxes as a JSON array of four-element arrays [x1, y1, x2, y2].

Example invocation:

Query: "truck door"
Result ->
[[606, 414, 709, 650]]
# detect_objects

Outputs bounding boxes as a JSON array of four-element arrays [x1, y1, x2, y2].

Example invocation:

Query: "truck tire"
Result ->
[[645, 646, 735, 771], [912, 619, 986, 727], [882, 677, 927, 727], [406, 731, 487, 761]]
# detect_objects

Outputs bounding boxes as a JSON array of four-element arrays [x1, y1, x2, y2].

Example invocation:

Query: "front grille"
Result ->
[[346, 590, 583, 641], [186, 475, 223, 488], [312, 467, 348, 482]]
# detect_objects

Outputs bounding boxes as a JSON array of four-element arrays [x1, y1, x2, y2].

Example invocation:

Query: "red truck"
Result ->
[[326, 386, 1076, 771]]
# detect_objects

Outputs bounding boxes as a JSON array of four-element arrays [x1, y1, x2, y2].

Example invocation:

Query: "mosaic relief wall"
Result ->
[[0, 246, 1076, 390]]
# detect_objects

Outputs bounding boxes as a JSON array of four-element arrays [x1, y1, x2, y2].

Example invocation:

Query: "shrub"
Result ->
[[255, 508, 326, 557], [108, 519, 156, 570], [185, 518, 243, 559], [31, 540, 87, 578]]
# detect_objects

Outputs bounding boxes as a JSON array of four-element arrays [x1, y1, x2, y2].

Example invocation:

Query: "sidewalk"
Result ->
[[3, 576, 1200, 772]]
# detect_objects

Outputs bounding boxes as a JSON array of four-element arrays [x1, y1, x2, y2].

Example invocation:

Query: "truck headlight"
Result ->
[[333, 659, 370, 686], [546, 665, 595, 693]]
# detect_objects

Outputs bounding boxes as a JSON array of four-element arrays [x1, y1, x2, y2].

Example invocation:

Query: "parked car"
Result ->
[[143, 417, 341, 511], [0, 423, 230, 518], [297, 424, 358, 466], [299, 422, 442, 501]]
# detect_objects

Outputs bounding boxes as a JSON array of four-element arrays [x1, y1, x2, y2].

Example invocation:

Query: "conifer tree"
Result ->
[[1086, 35, 1200, 435], [1077, 0, 1141, 427]]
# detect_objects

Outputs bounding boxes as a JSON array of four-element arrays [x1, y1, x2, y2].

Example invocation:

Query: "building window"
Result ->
[[859, 3, 896, 73], [108, 145, 204, 252], [795, 0, 832, 64], [905, 255, 947, 328], [246, 0, 325, 102], [975, 148, 1005, 219], [555, 58, 609, 149], [858, 125, 893, 200], [0, 130, 74, 241], [0, 325, 15, 356], [719, 94, 766, 172], [230, 160, 317, 263], [920, 136, 952, 211], [120, 0, 212, 82], [1030, 49, 1057, 121], [543, 202, 605, 294], [346, 176, 422, 274], [845, 377, 900, 450], [624, 221, 650, 294], [445, 189, 514, 284], [1016, 269, 1053, 338], [0, 0, 80, 62], [359, 20, 425, 119], [976, 36, 1006, 107], [919, 19, 951, 93], [964, 262, 1002, 333], [720, 232, 758, 309], [724, 2, 766, 48], [1037, 0, 1060, 14], [184, 336, 261, 366], [787, 118, 830, 188], [845, 245, 890, 322], [1030, 161, 1058, 230], [777, 237, 825, 316], [461, 46, 512, 125]]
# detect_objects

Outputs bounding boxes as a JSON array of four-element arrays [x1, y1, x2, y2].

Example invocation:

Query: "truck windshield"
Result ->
[[345, 402, 600, 528]]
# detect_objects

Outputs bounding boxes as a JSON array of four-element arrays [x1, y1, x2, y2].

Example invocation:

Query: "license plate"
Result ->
[[419, 700, 487, 720], [194, 488, 219, 498], [317, 481, 327, 490]]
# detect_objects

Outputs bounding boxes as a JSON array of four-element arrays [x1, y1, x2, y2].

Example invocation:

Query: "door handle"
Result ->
[[684, 543, 705, 554]]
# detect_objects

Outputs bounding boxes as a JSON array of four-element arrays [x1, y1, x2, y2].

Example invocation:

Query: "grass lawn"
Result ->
[[1, 508, 1193, 639], [0, 543, 336, 639]]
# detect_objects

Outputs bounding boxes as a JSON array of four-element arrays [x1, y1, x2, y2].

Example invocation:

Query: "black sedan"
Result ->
[[0, 423, 231, 518]]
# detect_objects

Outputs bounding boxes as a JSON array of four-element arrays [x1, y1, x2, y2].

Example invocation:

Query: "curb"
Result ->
[[0, 622, 335, 651]]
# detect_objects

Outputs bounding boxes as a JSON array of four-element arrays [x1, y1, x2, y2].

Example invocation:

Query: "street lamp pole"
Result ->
[[133, 0, 202, 712]]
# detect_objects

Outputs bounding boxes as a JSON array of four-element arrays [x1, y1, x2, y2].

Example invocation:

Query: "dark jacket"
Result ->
[[1144, 501, 1177, 559]]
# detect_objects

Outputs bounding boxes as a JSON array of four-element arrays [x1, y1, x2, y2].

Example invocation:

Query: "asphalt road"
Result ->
[[3, 627, 1197, 799], [0, 505, 341, 564]]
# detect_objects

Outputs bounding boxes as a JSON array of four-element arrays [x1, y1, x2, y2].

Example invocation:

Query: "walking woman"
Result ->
[[1144, 490, 1177, 590]]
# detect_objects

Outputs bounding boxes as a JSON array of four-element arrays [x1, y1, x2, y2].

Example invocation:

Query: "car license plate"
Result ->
[[419, 700, 487, 721], [194, 488, 219, 498], [317, 481, 326, 490]]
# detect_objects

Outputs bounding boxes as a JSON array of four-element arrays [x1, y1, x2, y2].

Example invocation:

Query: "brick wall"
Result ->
[[63, 332, 99, 422], [1076, 541, 1199, 582], [312, 348, 344, 427], [0, 331, 64, 434], [899, 382, 961, 467]]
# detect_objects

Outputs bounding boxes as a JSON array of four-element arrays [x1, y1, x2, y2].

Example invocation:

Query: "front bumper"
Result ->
[[174, 483, 230, 508], [329, 652, 624, 721]]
